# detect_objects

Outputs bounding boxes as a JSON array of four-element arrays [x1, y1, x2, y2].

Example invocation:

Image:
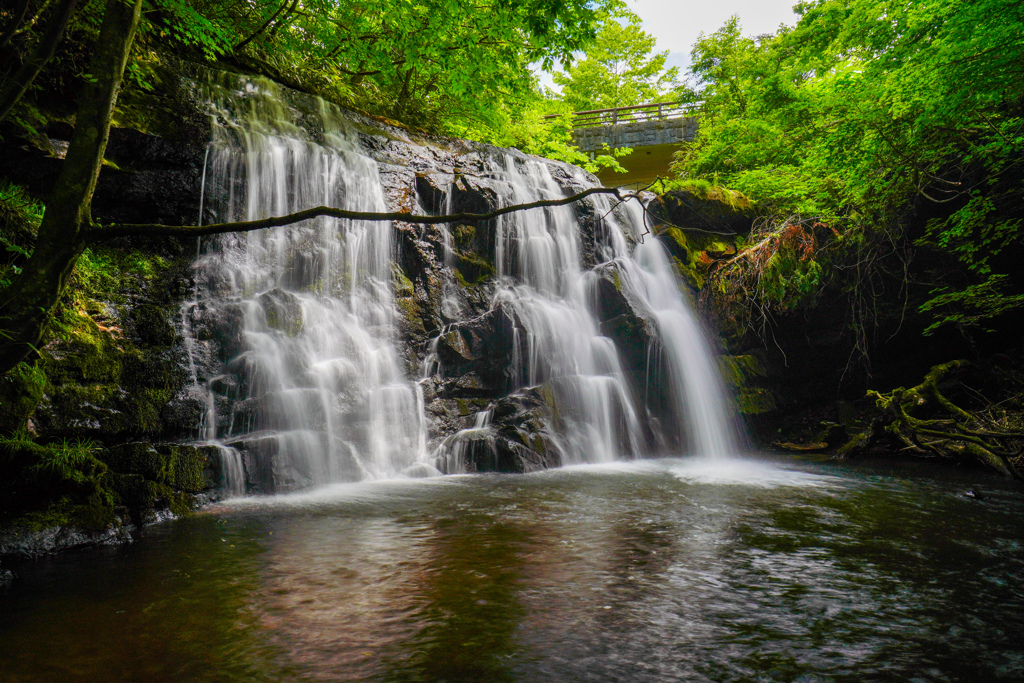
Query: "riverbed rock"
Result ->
[[0, 524, 133, 561]]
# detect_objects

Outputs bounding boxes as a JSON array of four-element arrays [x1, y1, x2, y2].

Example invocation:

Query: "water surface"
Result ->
[[2, 455, 1023, 682]]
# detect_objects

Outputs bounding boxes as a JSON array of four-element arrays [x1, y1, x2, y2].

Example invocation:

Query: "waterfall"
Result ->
[[181, 74, 426, 493], [436, 155, 739, 466], [180, 72, 739, 494]]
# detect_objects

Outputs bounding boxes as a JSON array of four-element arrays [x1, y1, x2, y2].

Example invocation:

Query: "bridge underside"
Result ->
[[572, 117, 699, 189], [595, 142, 682, 189]]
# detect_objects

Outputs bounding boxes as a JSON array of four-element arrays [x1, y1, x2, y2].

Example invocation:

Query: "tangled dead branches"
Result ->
[[702, 217, 823, 339]]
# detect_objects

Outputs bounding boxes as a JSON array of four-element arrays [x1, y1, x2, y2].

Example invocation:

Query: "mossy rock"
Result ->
[[101, 442, 213, 493], [391, 262, 415, 297], [259, 288, 304, 337], [110, 472, 158, 513], [132, 304, 176, 346], [452, 223, 476, 248], [0, 362, 46, 434], [736, 388, 777, 415], [396, 296, 426, 335], [454, 251, 494, 285], [721, 355, 777, 415], [720, 355, 766, 387]]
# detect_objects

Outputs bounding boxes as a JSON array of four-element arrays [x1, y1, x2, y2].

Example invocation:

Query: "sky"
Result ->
[[630, 0, 800, 72], [537, 0, 799, 89]]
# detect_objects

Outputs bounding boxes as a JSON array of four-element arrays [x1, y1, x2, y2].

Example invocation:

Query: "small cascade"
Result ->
[[435, 410, 496, 474], [489, 156, 646, 464], [215, 444, 246, 497], [180, 73, 426, 492]]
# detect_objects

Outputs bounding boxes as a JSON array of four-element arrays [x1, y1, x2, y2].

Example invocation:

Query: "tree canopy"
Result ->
[[552, 13, 679, 112], [673, 0, 1024, 339]]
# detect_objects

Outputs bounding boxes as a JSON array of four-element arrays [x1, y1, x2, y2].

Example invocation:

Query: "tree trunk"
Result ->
[[0, 0, 142, 375], [0, 0, 78, 124]]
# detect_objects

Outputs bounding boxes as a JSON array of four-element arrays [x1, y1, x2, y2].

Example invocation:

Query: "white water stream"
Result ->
[[180, 74, 739, 494]]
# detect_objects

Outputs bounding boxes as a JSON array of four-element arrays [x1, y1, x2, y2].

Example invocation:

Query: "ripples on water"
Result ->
[[1, 455, 1023, 682]]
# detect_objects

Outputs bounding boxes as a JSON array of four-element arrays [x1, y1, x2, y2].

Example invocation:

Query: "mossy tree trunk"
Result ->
[[0, 0, 142, 376]]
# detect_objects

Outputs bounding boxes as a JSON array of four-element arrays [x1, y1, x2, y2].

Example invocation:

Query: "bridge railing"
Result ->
[[543, 101, 702, 129]]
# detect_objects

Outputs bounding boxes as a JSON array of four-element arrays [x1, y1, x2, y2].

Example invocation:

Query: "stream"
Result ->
[[2, 454, 1022, 682]]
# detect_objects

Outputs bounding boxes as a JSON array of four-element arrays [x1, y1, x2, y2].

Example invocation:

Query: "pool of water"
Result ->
[[2, 454, 1023, 682]]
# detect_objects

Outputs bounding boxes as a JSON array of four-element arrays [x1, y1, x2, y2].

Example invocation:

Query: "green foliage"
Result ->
[[918, 194, 1024, 277], [673, 0, 1024, 337], [134, 0, 626, 135], [919, 275, 1024, 336], [32, 437, 101, 482], [0, 181, 43, 289], [0, 429, 100, 484], [552, 12, 679, 111]]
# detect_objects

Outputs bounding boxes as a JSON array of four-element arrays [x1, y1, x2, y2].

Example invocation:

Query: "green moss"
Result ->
[[452, 223, 476, 247], [454, 251, 495, 285], [456, 398, 469, 416], [720, 355, 776, 415], [0, 435, 121, 532], [101, 443, 211, 493], [7, 497, 118, 533], [396, 295, 426, 334], [720, 355, 766, 387], [264, 306, 303, 337], [652, 179, 754, 211], [736, 387, 777, 414], [391, 262, 415, 297], [0, 362, 46, 433], [110, 472, 158, 513]]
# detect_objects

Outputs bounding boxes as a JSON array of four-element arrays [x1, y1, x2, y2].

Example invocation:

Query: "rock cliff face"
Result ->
[[0, 61, 749, 544]]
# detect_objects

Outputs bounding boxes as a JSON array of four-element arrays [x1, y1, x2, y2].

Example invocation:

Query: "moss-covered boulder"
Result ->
[[649, 188, 755, 235], [0, 363, 47, 434], [720, 354, 778, 415], [101, 442, 215, 493]]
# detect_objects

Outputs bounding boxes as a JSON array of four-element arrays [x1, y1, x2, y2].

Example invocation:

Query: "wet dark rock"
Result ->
[[449, 174, 506, 215], [132, 304, 177, 347], [648, 190, 755, 236], [437, 392, 561, 474], [591, 262, 657, 392], [0, 561, 13, 589], [281, 250, 327, 290], [259, 288, 304, 336], [415, 172, 454, 214], [161, 384, 206, 436], [436, 303, 522, 395], [224, 432, 329, 494]]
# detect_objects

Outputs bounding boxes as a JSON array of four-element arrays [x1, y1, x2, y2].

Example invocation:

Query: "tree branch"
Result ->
[[233, 0, 289, 51], [90, 186, 635, 241]]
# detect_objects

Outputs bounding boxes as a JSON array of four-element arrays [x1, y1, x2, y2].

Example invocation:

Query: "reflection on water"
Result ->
[[2, 455, 1023, 682]]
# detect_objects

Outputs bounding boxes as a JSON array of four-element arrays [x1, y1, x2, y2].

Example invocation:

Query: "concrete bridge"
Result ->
[[545, 101, 700, 188]]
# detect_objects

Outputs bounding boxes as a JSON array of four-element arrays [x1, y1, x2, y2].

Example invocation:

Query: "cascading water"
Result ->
[[181, 74, 426, 492], [428, 154, 739, 468], [181, 71, 739, 494]]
